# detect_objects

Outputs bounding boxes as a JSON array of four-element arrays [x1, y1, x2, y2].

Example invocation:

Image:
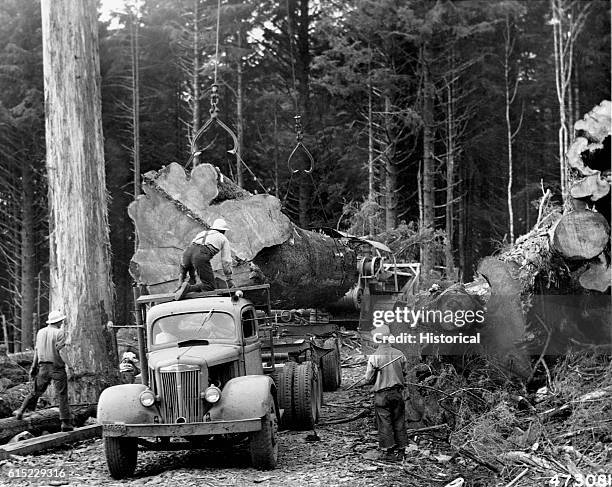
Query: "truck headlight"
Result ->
[[140, 389, 156, 407], [203, 385, 221, 403]]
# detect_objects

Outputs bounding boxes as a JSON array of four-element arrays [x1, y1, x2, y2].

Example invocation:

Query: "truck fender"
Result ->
[[208, 375, 276, 422], [97, 384, 158, 425]]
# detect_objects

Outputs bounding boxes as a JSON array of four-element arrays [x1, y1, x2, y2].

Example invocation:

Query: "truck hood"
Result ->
[[148, 343, 241, 369]]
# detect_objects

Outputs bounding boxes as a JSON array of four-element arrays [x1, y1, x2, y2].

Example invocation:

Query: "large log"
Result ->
[[128, 163, 358, 308], [552, 210, 610, 260], [0, 404, 96, 444]]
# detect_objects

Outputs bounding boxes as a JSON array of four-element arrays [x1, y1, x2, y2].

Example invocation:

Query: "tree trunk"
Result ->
[[20, 162, 35, 350], [235, 26, 245, 188], [130, 4, 140, 204], [421, 44, 435, 280], [384, 95, 397, 231], [128, 163, 358, 309], [367, 70, 376, 236], [444, 57, 456, 278], [190, 0, 201, 167], [41, 0, 117, 403], [504, 14, 516, 244]]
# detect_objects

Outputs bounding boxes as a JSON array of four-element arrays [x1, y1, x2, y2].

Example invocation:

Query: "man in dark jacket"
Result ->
[[14, 310, 73, 431], [364, 325, 408, 461]]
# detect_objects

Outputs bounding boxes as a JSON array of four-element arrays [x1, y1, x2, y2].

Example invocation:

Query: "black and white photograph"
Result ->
[[0, 0, 610, 485]]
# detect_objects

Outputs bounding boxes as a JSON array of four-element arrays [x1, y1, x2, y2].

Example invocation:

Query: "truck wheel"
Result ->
[[321, 338, 341, 391], [278, 362, 296, 427], [293, 361, 319, 429], [250, 396, 278, 470], [104, 437, 137, 479]]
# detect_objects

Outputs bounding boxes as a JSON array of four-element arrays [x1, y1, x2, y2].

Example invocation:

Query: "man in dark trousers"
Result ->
[[175, 218, 235, 300], [14, 310, 73, 431], [364, 325, 408, 461]]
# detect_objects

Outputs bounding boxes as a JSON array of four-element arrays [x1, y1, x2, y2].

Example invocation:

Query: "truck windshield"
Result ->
[[151, 311, 235, 346]]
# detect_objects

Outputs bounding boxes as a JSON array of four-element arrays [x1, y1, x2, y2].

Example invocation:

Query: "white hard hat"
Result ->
[[210, 218, 230, 232], [47, 310, 66, 324], [123, 351, 137, 361]]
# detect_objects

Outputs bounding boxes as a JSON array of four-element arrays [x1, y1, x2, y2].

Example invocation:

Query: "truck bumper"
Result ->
[[102, 418, 262, 438]]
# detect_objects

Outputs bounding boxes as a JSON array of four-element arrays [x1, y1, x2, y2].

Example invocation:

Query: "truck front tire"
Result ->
[[104, 437, 137, 479], [250, 396, 278, 470]]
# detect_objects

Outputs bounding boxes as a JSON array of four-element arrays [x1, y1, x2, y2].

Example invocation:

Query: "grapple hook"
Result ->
[[287, 114, 314, 173]]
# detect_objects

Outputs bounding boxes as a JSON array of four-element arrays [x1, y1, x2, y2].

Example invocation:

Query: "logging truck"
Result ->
[[97, 284, 325, 479]]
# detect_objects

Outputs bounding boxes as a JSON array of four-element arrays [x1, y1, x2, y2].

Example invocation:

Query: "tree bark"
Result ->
[[41, 0, 117, 403]]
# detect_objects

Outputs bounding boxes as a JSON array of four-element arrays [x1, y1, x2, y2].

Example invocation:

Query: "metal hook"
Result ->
[[287, 114, 314, 174], [187, 85, 239, 166], [287, 142, 314, 174]]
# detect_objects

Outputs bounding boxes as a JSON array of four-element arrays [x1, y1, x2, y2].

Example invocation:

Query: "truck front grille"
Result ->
[[159, 369, 201, 423]]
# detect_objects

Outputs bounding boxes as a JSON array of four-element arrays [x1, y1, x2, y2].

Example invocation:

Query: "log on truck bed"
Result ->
[[128, 163, 358, 308]]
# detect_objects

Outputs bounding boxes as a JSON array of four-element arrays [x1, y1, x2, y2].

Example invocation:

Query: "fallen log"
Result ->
[[6, 350, 34, 366], [552, 210, 609, 260], [0, 404, 96, 444], [0, 424, 101, 460], [0, 383, 53, 419], [128, 163, 358, 308]]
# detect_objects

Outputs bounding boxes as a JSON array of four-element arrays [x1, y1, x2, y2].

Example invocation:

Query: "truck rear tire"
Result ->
[[321, 338, 341, 391], [104, 437, 137, 479], [293, 361, 320, 429], [278, 362, 296, 427], [250, 396, 278, 470]]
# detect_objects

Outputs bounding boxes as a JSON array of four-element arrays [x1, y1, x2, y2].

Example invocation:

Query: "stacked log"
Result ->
[[128, 163, 358, 308], [466, 101, 612, 375]]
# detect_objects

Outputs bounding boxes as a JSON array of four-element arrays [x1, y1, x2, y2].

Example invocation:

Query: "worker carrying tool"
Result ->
[[13, 310, 73, 432], [175, 218, 235, 300], [364, 325, 409, 461]]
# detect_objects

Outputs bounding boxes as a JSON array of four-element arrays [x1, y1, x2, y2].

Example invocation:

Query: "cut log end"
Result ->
[[552, 210, 610, 260]]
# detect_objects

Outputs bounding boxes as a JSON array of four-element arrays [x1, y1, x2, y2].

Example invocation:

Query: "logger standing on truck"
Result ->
[[175, 218, 235, 300], [364, 325, 408, 461], [13, 310, 73, 431]]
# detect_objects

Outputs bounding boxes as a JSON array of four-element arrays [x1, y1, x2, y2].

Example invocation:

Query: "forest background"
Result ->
[[0, 0, 609, 351]]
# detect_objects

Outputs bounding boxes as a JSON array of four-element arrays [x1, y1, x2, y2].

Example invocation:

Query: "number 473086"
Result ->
[[549, 474, 612, 487]]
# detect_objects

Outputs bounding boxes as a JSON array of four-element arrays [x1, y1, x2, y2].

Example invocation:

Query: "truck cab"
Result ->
[[97, 287, 280, 479]]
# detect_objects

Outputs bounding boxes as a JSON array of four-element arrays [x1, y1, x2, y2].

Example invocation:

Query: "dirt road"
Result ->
[[0, 365, 499, 487]]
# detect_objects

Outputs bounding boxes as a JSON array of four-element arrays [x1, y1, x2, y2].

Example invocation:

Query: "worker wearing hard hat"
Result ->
[[175, 218, 235, 300], [14, 310, 73, 431]]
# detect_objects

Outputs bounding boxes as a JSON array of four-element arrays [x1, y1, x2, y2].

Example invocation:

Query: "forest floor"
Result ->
[[0, 352, 610, 487]]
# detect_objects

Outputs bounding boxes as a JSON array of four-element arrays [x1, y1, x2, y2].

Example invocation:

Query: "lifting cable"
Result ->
[[284, 0, 314, 176], [186, 0, 268, 195]]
